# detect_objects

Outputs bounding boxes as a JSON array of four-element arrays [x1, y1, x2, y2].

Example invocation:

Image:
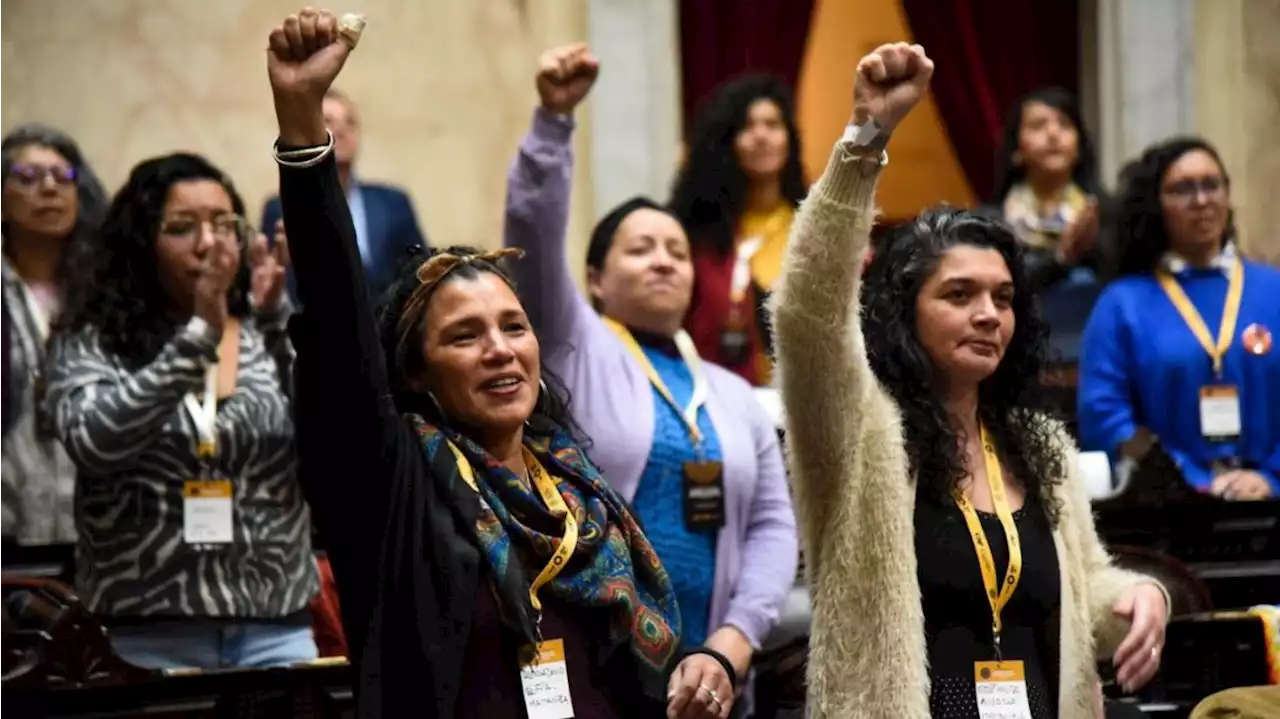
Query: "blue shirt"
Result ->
[[631, 345, 722, 645], [1078, 260, 1280, 493]]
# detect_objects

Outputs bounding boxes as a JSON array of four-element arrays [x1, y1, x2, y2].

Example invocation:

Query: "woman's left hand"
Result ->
[[667, 653, 734, 718], [250, 220, 290, 313], [1111, 582, 1168, 693]]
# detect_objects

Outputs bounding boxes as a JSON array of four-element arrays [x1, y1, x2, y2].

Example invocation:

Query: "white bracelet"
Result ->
[[272, 130, 335, 168]]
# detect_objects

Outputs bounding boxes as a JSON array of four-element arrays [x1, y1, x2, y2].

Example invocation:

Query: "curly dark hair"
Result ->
[[0, 122, 108, 434], [374, 244, 586, 443], [57, 153, 251, 368], [1110, 136, 1232, 278], [668, 74, 806, 256], [991, 87, 1100, 205], [863, 208, 1064, 520]]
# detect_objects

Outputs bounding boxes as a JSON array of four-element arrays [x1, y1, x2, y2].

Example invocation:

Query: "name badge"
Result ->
[[519, 638, 574, 719], [1199, 385, 1242, 439], [682, 460, 726, 531], [974, 661, 1033, 719], [183, 479, 233, 546]]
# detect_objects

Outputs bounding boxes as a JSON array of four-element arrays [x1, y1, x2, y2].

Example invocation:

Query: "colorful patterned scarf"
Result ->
[[405, 415, 681, 692]]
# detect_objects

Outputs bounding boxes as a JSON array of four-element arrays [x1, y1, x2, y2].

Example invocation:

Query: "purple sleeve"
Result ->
[[723, 392, 799, 648], [503, 108, 594, 357]]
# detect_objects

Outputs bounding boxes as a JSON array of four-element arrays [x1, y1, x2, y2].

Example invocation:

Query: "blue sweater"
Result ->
[[1078, 260, 1280, 493], [630, 345, 722, 646]]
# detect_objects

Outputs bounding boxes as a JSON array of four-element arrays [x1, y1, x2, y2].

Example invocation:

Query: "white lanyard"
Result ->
[[16, 279, 53, 345], [730, 237, 763, 303], [672, 329, 709, 435], [183, 365, 219, 458]]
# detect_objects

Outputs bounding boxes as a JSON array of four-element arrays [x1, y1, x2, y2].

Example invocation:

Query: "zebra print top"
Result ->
[[44, 312, 317, 619], [2, 258, 77, 544]]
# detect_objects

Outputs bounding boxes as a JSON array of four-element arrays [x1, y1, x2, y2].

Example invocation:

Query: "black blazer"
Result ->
[[262, 181, 425, 304]]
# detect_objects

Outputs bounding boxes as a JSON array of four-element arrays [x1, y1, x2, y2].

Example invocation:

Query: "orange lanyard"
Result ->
[[953, 425, 1022, 657], [1155, 259, 1244, 376], [447, 442, 578, 611]]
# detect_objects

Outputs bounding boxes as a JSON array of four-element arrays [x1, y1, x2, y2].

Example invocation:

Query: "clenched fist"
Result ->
[[852, 43, 934, 135], [268, 7, 365, 146], [537, 43, 599, 116]]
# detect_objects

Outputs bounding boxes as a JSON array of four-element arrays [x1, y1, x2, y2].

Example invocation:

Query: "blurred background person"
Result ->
[[1, 123, 108, 546], [986, 87, 1106, 362], [45, 152, 318, 669], [260, 88, 427, 303], [670, 75, 807, 387], [1079, 136, 1280, 500]]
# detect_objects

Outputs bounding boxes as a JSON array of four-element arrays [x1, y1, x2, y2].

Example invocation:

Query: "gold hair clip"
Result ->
[[395, 247, 528, 352]]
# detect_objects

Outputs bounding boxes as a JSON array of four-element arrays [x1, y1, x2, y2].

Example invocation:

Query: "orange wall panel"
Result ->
[[796, 0, 977, 218]]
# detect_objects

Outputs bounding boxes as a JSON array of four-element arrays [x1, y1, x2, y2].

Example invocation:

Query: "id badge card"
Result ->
[[974, 661, 1033, 719], [519, 638, 574, 719], [183, 479, 233, 547], [682, 460, 726, 531], [1199, 385, 1242, 439]]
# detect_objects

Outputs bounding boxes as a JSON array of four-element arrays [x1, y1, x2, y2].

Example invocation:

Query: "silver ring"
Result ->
[[1150, 645, 1160, 658], [698, 684, 722, 707]]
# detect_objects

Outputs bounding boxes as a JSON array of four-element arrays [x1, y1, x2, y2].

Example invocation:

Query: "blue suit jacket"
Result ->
[[261, 181, 426, 304]]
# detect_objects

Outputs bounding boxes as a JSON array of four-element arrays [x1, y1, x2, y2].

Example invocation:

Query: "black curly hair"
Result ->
[[991, 87, 1100, 205], [863, 208, 1064, 520], [57, 153, 251, 369], [668, 74, 806, 256], [1111, 136, 1232, 279], [374, 245, 586, 443], [2, 124, 109, 426]]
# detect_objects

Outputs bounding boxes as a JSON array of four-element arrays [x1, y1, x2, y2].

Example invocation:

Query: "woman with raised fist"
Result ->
[[503, 42, 797, 719], [769, 44, 1169, 718], [267, 9, 730, 718]]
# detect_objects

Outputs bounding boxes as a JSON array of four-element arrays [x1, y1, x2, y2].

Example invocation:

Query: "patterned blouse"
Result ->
[[1, 258, 77, 544], [44, 313, 317, 619]]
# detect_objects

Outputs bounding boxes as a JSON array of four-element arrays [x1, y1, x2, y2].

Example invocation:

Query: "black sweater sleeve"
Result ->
[[278, 151, 402, 564]]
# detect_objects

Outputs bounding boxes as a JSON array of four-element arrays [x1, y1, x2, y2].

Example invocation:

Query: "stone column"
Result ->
[[1094, 0, 1197, 187], [1194, 0, 1280, 264]]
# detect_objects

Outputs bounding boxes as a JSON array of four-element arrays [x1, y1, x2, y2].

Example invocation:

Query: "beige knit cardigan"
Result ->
[[769, 141, 1165, 718]]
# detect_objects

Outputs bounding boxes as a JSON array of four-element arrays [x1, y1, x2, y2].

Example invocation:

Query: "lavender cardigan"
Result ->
[[504, 109, 798, 649]]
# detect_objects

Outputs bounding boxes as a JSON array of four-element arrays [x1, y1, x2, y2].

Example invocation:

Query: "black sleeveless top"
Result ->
[[915, 493, 1062, 718]]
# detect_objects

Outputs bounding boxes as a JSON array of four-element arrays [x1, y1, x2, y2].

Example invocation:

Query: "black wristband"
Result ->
[[681, 646, 739, 690]]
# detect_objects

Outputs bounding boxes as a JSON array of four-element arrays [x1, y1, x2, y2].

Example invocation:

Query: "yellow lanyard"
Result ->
[[602, 317, 707, 447], [447, 442, 579, 612], [1155, 259, 1245, 377], [953, 424, 1022, 655]]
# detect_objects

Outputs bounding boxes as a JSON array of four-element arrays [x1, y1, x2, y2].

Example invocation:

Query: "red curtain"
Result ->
[[679, 0, 817, 134], [900, 0, 1079, 202]]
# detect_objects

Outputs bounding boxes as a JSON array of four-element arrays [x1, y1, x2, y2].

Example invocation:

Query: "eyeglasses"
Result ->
[[158, 214, 252, 245], [6, 163, 77, 190], [1162, 176, 1226, 203]]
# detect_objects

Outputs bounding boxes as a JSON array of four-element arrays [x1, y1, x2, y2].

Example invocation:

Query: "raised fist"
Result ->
[[267, 8, 364, 106], [537, 43, 599, 115], [852, 43, 934, 135]]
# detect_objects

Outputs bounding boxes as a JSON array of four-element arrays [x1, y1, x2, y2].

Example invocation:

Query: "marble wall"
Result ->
[[1194, 0, 1280, 265], [1, 0, 597, 257], [1095, 0, 1280, 264]]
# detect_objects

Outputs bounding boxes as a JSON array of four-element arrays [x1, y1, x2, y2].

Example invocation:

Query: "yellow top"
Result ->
[[738, 203, 796, 291]]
